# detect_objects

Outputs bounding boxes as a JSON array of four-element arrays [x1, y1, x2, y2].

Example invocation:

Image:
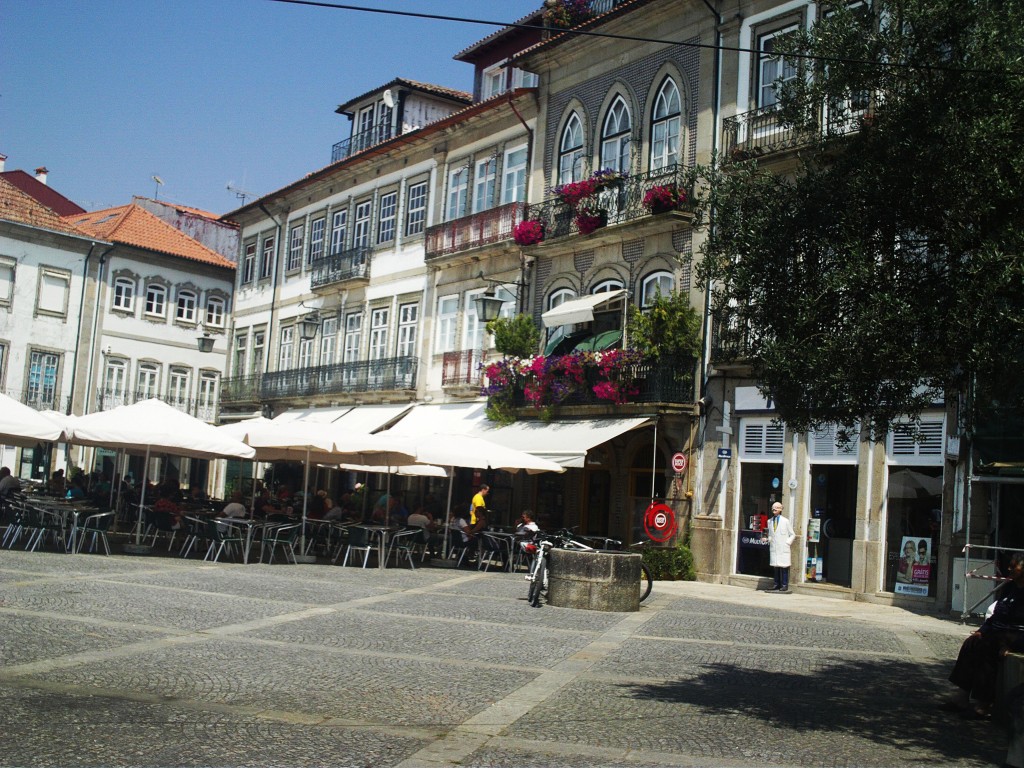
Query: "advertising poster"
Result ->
[[895, 536, 931, 596], [807, 518, 821, 543]]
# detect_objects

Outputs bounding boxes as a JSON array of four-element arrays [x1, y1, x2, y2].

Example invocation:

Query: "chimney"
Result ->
[[0, 154, 6, 172], [35, 167, 49, 185]]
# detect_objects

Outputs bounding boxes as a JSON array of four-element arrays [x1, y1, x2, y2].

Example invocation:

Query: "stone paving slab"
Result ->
[[0, 614, 166, 666]]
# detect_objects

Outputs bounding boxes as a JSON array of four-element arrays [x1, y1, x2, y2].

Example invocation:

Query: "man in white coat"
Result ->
[[765, 501, 797, 593]]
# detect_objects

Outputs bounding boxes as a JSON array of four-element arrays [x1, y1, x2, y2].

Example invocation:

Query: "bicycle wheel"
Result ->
[[639, 562, 653, 602], [529, 557, 547, 607]]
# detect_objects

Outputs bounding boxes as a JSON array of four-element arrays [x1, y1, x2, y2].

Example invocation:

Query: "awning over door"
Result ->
[[478, 416, 653, 468], [541, 289, 626, 328]]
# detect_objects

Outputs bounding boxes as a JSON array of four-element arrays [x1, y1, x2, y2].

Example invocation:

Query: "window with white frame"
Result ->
[[545, 288, 576, 346], [251, 330, 265, 374], [558, 113, 585, 184], [137, 363, 159, 399], [447, 167, 469, 220], [308, 217, 325, 264], [168, 367, 190, 408], [482, 63, 507, 99], [233, 333, 247, 376], [377, 191, 397, 243], [37, 269, 70, 317], [397, 304, 417, 358], [405, 181, 427, 236], [501, 146, 528, 205], [757, 25, 798, 108], [27, 351, 59, 408], [464, 290, 485, 352], [205, 296, 225, 327], [103, 358, 127, 405], [376, 101, 392, 143], [511, 67, 539, 89], [473, 158, 496, 213], [641, 271, 675, 307], [144, 284, 166, 317], [600, 96, 632, 173], [112, 277, 135, 311], [330, 210, 347, 255], [278, 326, 294, 371], [259, 236, 275, 280], [175, 290, 197, 323], [197, 371, 217, 420], [592, 279, 623, 293], [320, 316, 338, 366], [343, 312, 362, 365], [436, 296, 459, 353], [287, 223, 304, 271], [651, 77, 681, 169], [0, 260, 13, 305], [368, 308, 389, 360], [0, 342, 7, 386], [298, 337, 314, 370], [241, 242, 256, 284], [353, 201, 372, 247]]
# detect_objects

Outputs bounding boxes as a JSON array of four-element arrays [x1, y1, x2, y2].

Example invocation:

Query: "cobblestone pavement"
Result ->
[[0, 549, 1006, 767]]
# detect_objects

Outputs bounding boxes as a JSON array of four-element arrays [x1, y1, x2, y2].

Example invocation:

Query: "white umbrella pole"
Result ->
[[300, 449, 310, 555], [249, 460, 258, 519], [136, 445, 151, 546], [109, 449, 122, 509], [442, 467, 454, 560]]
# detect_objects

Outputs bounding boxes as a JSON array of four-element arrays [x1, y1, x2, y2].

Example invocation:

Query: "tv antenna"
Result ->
[[226, 182, 254, 204], [152, 175, 164, 200]]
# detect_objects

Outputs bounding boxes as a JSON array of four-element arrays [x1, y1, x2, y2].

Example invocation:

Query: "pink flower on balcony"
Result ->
[[512, 219, 545, 246]]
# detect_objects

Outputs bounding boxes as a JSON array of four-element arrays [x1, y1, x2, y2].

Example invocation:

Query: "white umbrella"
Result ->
[[405, 433, 565, 475], [70, 399, 256, 545], [337, 463, 448, 478], [0, 393, 65, 446]]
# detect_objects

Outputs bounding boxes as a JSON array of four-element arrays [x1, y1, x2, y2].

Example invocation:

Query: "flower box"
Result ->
[[642, 184, 686, 214], [512, 219, 545, 246]]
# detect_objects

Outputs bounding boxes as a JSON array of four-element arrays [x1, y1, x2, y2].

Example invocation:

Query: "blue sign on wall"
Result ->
[[717, 448, 732, 459]]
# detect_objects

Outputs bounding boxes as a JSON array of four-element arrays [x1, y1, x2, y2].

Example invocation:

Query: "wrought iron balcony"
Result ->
[[5, 389, 70, 414], [93, 388, 217, 422], [425, 202, 525, 260], [723, 101, 870, 161], [523, 165, 691, 241], [710, 310, 754, 364], [442, 350, 483, 387], [310, 246, 372, 290], [331, 122, 395, 163], [260, 356, 418, 400], [220, 374, 263, 406]]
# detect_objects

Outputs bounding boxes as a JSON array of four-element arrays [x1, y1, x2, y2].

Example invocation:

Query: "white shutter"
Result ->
[[741, 419, 785, 459], [809, 424, 859, 462], [889, 417, 944, 466]]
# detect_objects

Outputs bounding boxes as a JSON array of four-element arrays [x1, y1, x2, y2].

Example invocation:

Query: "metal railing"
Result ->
[[523, 165, 691, 241], [220, 374, 263, 406], [442, 350, 483, 387], [260, 356, 418, 400], [93, 388, 217, 422], [310, 245, 372, 289], [425, 202, 525, 260], [3, 389, 71, 414], [710, 310, 754, 363], [331, 122, 395, 163], [723, 100, 869, 161]]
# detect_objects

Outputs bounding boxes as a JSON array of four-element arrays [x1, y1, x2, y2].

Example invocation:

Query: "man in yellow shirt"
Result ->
[[469, 484, 489, 532]]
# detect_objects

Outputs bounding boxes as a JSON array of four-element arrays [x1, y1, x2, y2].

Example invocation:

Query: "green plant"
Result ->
[[627, 289, 701, 361], [642, 540, 696, 581], [486, 314, 540, 358]]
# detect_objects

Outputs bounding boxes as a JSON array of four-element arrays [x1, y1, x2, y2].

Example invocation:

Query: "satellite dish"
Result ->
[[152, 175, 164, 185], [382, 89, 395, 109]]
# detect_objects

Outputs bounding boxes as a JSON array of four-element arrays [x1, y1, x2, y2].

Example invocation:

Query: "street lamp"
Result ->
[[299, 311, 321, 341], [473, 287, 507, 323], [197, 333, 215, 353]]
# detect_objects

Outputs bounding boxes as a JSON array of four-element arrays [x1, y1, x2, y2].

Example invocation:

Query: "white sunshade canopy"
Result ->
[[336, 462, 449, 478], [70, 399, 255, 460], [478, 417, 653, 468], [225, 419, 416, 466], [391, 432, 564, 475], [386, 402, 488, 436], [541, 288, 626, 328], [0, 394, 67, 446]]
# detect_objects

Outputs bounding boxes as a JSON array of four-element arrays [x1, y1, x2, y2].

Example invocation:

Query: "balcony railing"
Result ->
[[331, 122, 395, 163], [723, 100, 869, 161], [219, 374, 263, 406], [260, 356, 418, 400], [94, 388, 217, 422], [710, 310, 754, 364], [442, 350, 483, 387], [310, 245, 372, 290], [425, 202, 525, 260], [524, 165, 691, 241], [3, 389, 71, 414]]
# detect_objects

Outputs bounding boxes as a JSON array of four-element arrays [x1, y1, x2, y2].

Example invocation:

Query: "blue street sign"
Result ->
[[717, 447, 732, 459]]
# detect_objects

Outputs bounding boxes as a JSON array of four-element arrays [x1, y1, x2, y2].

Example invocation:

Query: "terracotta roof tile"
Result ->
[[68, 204, 235, 269], [0, 176, 93, 237]]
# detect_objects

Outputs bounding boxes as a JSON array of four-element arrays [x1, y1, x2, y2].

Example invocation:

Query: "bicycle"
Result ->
[[522, 529, 654, 607]]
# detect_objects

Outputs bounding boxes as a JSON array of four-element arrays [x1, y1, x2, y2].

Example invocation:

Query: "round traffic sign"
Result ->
[[643, 501, 677, 542], [671, 451, 687, 474]]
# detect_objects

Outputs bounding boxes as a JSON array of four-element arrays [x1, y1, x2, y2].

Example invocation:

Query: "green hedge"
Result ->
[[642, 540, 696, 581]]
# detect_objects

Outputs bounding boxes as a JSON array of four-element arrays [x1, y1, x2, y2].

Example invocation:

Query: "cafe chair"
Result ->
[[387, 527, 424, 569], [478, 532, 509, 572], [204, 518, 243, 563], [447, 530, 471, 568], [145, 508, 180, 551], [262, 523, 300, 564], [179, 516, 210, 558], [77, 511, 115, 555], [339, 524, 375, 568]]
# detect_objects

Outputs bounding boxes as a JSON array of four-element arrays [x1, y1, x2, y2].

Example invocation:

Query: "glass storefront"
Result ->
[[884, 466, 942, 595], [807, 464, 858, 587], [736, 462, 782, 576]]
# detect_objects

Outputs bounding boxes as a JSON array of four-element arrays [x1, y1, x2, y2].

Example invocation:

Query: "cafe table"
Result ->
[[356, 524, 396, 569], [215, 517, 266, 564]]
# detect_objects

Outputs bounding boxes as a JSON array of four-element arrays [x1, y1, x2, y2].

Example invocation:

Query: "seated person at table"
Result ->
[[48, 468, 66, 495], [66, 476, 87, 500], [254, 488, 276, 517], [153, 496, 183, 529], [515, 510, 540, 536], [0, 466, 21, 499], [158, 475, 182, 502], [221, 492, 248, 518], [323, 498, 345, 521], [406, 506, 434, 530], [942, 552, 1024, 719], [188, 485, 208, 503]]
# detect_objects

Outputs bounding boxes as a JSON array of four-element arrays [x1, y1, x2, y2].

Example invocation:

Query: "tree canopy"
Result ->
[[693, 0, 1024, 440]]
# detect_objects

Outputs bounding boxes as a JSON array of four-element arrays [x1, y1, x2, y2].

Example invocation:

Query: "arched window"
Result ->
[[641, 271, 675, 307], [144, 284, 166, 317], [600, 97, 631, 173], [112, 277, 135, 311], [205, 296, 226, 327], [558, 113, 585, 185], [592, 279, 623, 294], [548, 287, 576, 309], [650, 78, 681, 170], [175, 290, 197, 323]]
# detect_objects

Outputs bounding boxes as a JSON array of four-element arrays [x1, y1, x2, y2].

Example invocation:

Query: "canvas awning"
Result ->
[[273, 406, 353, 424], [541, 289, 625, 328], [387, 402, 488, 436], [478, 416, 653, 468]]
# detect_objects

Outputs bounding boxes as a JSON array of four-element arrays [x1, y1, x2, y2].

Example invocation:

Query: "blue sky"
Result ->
[[3, 0, 540, 215]]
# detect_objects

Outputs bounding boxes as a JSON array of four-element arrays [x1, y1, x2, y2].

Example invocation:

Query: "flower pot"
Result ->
[[649, 200, 675, 215], [576, 211, 608, 236]]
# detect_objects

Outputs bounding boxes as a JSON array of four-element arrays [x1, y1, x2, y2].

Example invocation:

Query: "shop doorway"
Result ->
[[629, 443, 666, 544], [582, 469, 611, 537], [735, 462, 783, 576], [807, 464, 858, 587]]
